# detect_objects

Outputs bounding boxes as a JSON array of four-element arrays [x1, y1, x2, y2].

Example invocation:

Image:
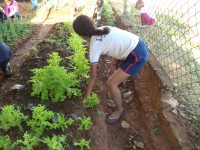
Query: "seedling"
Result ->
[[0, 135, 15, 150], [0, 105, 27, 131], [74, 138, 90, 150], [83, 92, 100, 108], [16, 132, 40, 150], [42, 135, 67, 150], [51, 113, 74, 131], [27, 104, 54, 135], [78, 116, 92, 131]]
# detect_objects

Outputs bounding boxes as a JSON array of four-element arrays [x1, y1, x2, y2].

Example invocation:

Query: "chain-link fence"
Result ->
[[111, 0, 200, 118]]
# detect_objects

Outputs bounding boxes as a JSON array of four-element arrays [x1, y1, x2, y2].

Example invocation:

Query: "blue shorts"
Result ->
[[0, 42, 12, 68], [119, 38, 148, 76]]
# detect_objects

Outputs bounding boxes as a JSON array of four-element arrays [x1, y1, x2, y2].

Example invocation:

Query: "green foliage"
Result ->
[[83, 92, 100, 108], [151, 128, 160, 135], [64, 22, 74, 33], [102, 0, 116, 26], [78, 116, 92, 131], [29, 52, 81, 102], [0, 19, 33, 47], [17, 132, 40, 150], [51, 113, 74, 131], [0, 135, 15, 150], [0, 105, 27, 131], [74, 138, 91, 150], [67, 33, 89, 78], [42, 135, 67, 150], [27, 105, 54, 135]]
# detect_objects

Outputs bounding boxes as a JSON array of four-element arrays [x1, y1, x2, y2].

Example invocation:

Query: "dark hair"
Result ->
[[73, 15, 110, 37]]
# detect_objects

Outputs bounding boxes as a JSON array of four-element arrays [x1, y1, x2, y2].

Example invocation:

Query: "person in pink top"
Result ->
[[4, 0, 20, 19], [135, 0, 156, 27]]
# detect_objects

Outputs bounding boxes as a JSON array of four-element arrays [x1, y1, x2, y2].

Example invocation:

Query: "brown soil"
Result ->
[[0, 1, 173, 150]]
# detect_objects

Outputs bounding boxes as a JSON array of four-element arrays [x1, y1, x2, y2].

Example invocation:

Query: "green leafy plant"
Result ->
[[0, 19, 33, 47], [29, 52, 81, 102], [0, 105, 27, 131], [78, 116, 92, 131], [102, 0, 116, 26], [27, 104, 54, 135], [67, 33, 89, 79], [0, 135, 15, 150], [42, 135, 67, 150], [51, 113, 74, 131], [74, 138, 91, 150], [83, 92, 100, 108], [151, 128, 160, 135], [17, 132, 40, 150]]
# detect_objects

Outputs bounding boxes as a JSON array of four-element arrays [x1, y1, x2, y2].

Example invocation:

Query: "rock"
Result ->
[[179, 112, 188, 119], [133, 141, 144, 149], [11, 84, 25, 90], [175, 104, 186, 112], [121, 120, 130, 129], [52, 113, 58, 122], [162, 98, 178, 108], [172, 109, 178, 115], [123, 91, 132, 99], [27, 103, 34, 110], [106, 99, 115, 108], [107, 92, 111, 99], [125, 95, 133, 104]]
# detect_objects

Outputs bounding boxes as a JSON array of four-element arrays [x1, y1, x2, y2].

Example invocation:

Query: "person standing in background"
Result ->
[[0, 41, 12, 77], [4, 0, 20, 19], [93, 0, 104, 26], [135, 0, 156, 27], [0, 6, 7, 21], [31, 0, 38, 10]]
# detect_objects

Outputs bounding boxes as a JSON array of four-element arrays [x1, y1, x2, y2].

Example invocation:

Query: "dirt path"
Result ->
[[11, 24, 53, 69]]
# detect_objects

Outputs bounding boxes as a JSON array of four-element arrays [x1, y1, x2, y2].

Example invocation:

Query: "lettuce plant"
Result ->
[[27, 104, 54, 135], [78, 116, 92, 131], [0, 135, 15, 150], [0, 105, 27, 131], [16, 132, 40, 150], [51, 113, 74, 131], [29, 52, 81, 102], [42, 135, 67, 150], [67, 33, 89, 79], [74, 138, 90, 150], [83, 92, 100, 108]]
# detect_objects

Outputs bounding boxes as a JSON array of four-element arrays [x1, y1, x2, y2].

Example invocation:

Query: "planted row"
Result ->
[[0, 104, 92, 150]]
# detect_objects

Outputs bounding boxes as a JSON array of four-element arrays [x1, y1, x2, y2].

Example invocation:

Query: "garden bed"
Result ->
[[0, 21, 174, 150]]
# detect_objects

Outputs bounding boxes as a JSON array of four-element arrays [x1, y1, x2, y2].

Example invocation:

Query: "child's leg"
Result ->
[[106, 68, 131, 119]]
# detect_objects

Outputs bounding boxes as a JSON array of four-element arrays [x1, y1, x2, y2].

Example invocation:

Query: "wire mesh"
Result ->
[[111, 0, 200, 119]]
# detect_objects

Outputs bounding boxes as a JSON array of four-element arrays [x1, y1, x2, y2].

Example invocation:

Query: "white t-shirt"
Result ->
[[89, 26, 139, 63]]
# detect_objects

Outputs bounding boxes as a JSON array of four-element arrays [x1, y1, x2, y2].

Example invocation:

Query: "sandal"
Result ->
[[106, 110, 124, 124]]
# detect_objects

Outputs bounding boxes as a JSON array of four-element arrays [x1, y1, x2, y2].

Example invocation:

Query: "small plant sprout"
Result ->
[[51, 113, 75, 131], [78, 116, 92, 131], [83, 92, 100, 108], [27, 104, 54, 135], [0, 104, 27, 131], [74, 138, 91, 150], [17, 132, 40, 150], [0, 135, 15, 150], [42, 135, 67, 150]]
